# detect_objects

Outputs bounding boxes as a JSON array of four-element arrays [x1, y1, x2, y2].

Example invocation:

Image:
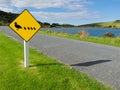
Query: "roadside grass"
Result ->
[[0, 31, 114, 90], [39, 30, 120, 47]]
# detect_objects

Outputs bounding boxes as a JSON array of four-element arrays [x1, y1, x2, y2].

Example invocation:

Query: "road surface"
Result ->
[[0, 26, 120, 89]]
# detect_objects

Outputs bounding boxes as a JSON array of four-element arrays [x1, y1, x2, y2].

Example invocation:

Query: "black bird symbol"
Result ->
[[24, 27, 26, 30], [27, 27, 30, 30], [33, 27, 36, 30], [14, 22, 22, 30], [31, 27, 33, 30]]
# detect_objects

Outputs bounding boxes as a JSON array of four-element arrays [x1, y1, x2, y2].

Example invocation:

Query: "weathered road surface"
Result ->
[[0, 26, 120, 89]]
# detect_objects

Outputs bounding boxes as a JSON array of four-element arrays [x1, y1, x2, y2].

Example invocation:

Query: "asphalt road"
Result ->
[[0, 26, 120, 89]]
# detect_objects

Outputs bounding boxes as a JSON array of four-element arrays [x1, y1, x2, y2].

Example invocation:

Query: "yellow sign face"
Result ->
[[9, 9, 41, 41]]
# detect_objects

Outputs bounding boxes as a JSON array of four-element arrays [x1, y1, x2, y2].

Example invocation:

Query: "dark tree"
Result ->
[[51, 23, 60, 27], [43, 22, 51, 27]]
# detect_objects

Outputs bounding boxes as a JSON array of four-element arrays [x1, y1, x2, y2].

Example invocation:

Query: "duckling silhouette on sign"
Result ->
[[14, 22, 37, 30], [14, 22, 22, 30], [33, 27, 36, 30], [24, 27, 27, 30], [27, 27, 30, 30]]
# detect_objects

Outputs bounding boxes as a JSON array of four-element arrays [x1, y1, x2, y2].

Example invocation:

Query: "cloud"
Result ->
[[0, 7, 12, 12], [0, 0, 100, 24], [0, 0, 13, 12], [10, 0, 87, 10], [32, 11, 100, 21]]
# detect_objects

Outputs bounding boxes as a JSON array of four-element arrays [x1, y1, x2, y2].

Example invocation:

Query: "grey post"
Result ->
[[24, 40, 29, 67]]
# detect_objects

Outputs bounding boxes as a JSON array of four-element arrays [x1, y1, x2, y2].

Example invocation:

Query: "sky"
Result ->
[[0, 0, 120, 25]]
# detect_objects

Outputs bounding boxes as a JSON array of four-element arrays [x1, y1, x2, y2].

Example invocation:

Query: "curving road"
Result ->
[[0, 26, 120, 89]]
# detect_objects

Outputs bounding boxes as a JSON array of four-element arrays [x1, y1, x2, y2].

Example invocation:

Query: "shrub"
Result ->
[[103, 32, 115, 38], [78, 30, 88, 38], [45, 30, 52, 33]]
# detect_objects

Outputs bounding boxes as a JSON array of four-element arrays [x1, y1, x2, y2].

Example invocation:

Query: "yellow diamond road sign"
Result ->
[[9, 9, 41, 41]]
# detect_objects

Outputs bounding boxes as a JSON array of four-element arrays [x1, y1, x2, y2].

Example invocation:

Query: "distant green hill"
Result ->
[[0, 10, 19, 25], [78, 20, 120, 29], [0, 10, 44, 26]]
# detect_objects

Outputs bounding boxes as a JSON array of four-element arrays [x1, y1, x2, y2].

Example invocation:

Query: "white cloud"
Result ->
[[0, 0, 10, 7], [10, 0, 91, 10], [0, 0, 91, 12], [0, 0, 13, 12], [11, 0, 66, 8], [0, 0, 100, 24], [0, 7, 12, 12], [0, 0, 94, 12], [32, 11, 100, 21]]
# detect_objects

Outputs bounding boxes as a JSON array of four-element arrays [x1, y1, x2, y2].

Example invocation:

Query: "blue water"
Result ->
[[41, 28, 120, 37]]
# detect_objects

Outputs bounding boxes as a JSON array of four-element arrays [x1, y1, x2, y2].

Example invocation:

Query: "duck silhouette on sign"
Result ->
[[14, 22, 22, 30]]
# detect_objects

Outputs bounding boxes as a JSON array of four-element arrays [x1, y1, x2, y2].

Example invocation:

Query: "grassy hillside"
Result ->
[[98, 20, 120, 28], [0, 10, 18, 25], [79, 20, 120, 29], [0, 31, 114, 90], [0, 10, 43, 26]]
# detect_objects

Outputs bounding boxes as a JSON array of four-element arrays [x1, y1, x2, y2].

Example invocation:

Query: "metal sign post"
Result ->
[[9, 9, 41, 68], [24, 40, 29, 67]]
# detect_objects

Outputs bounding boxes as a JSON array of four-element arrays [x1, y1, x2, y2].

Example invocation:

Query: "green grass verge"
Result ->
[[39, 30, 120, 47], [0, 31, 114, 90]]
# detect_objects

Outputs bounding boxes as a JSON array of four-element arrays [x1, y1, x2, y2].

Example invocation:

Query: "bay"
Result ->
[[41, 28, 120, 37]]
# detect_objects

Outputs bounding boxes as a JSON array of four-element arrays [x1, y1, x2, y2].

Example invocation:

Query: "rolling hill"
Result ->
[[0, 10, 43, 26], [78, 20, 120, 29], [0, 10, 18, 25]]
